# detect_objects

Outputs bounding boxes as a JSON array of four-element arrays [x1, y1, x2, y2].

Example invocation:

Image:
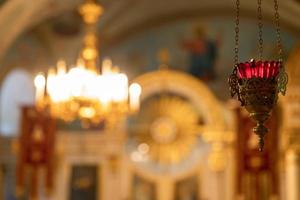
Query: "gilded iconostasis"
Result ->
[[0, 0, 300, 200]]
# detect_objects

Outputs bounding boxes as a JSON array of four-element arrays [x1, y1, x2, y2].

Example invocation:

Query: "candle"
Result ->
[[111, 73, 128, 102], [57, 60, 66, 75], [129, 83, 142, 112], [102, 58, 112, 75], [34, 73, 46, 106], [46, 68, 56, 100], [121, 74, 129, 102]]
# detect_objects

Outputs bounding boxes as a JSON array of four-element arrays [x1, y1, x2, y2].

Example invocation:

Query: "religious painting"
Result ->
[[69, 165, 99, 200], [181, 25, 220, 81], [131, 175, 156, 200], [1, 14, 298, 103], [105, 18, 297, 100], [175, 176, 199, 200]]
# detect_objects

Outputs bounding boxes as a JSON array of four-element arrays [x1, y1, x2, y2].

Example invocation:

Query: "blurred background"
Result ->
[[0, 0, 299, 200]]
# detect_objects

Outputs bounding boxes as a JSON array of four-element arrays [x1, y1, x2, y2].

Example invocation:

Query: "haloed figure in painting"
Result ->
[[182, 25, 221, 81]]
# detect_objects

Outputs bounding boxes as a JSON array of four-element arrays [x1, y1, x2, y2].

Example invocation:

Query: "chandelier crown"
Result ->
[[79, 0, 103, 25]]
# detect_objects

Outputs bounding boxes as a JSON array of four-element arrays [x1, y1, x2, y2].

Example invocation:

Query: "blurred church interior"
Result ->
[[0, 0, 299, 200]]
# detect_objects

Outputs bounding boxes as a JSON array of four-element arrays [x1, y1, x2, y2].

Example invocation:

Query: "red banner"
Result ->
[[16, 106, 56, 198]]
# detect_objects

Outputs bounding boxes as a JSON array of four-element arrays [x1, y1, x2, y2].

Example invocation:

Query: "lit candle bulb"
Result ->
[[112, 66, 120, 74], [46, 68, 56, 100], [34, 73, 46, 107], [76, 58, 85, 69], [57, 60, 66, 75], [129, 83, 142, 112], [121, 74, 129, 102], [102, 58, 112, 75], [112, 73, 128, 102]]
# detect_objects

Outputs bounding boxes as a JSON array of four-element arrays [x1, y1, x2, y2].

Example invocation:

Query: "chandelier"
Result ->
[[229, 0, 288, 151], [34, 0, 142, 127]]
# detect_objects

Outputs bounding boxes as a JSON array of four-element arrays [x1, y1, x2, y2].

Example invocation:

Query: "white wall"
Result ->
[[0, 68, 35, 136]]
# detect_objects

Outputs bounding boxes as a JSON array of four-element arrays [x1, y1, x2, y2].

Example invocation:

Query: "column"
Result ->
[[157, 179, 174, 200], [224, 146, 236, 200], [285, 150, 300, 200], [0, 165, 4, 199]]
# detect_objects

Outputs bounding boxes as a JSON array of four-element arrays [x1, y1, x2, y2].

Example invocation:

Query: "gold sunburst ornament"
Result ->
[[129, 95, 203, 165]]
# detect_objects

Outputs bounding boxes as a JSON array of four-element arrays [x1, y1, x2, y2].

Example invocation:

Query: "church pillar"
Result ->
[[205, 129, 235, 200], [214, 172, 225, 200], [0, 165, 4, 199], [52, 160, 69, 200], [157, 179, 174, 200], [224, 145, 236, 200], [207, 143, 227, 200], [280, 67, 300, 199], [103, 155, 123, 200], [285, 149, 300, 200]]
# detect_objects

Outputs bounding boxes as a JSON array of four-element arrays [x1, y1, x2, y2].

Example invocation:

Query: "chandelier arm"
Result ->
[[234, 0, 240, 66], [274, 0, 283, 61], [257, 0, 264, 60]]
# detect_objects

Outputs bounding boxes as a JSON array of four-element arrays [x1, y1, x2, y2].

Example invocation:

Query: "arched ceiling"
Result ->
[[0, 0, 299, 61]]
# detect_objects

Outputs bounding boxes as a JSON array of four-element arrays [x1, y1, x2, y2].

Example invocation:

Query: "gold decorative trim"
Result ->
[[131, 70, 227, 173], [133, 69, 226, 130]]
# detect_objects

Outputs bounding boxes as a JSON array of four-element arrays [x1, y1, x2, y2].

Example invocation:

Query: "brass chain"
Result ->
[[234, 0, 283, 64], [257, 0, 263, 60], [274, 0, 283, 60], [234, 0, 240, 65]]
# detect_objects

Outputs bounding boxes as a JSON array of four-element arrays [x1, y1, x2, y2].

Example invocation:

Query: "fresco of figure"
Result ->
[[182, 26, 220, 81]]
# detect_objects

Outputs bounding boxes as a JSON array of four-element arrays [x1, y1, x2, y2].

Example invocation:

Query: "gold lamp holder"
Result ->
[[228, 0, 288, 151]]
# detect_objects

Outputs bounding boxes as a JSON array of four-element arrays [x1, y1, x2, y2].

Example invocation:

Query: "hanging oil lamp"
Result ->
[[228, 0, 288, 151]]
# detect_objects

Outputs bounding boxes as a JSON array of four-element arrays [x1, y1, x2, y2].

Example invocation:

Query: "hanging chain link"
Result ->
[[234, 0, 240, 65], [257, 0, 263, 60], [234, 0, 283, 64], [274, 0, 283, 60]]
